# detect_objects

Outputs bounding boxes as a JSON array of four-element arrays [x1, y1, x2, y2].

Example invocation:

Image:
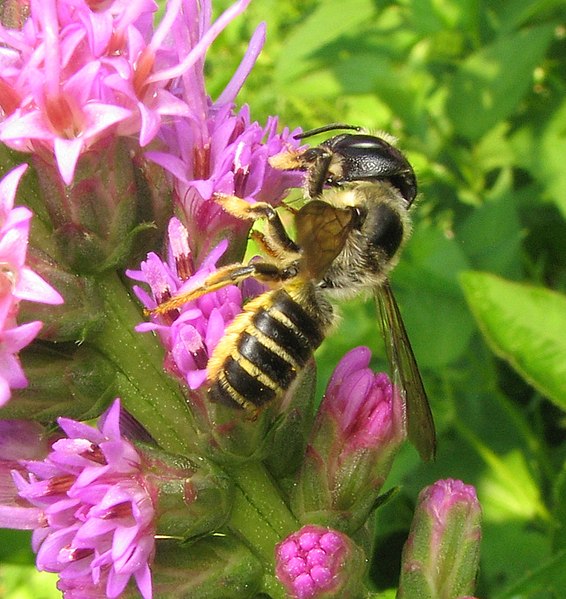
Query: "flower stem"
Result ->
[[228, 461, 299, 558], [95, 271, 198, 455], [228, 461, 298, 596]]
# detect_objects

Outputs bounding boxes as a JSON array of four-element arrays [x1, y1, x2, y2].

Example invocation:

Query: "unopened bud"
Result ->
[[398, 479, 482, 599], [291, 347, 405, 531], [275, 525, 365, 599]]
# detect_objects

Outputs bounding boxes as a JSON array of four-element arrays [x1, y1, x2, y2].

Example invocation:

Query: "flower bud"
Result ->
[[275, 525, 366, 599], [30, 137, 171, 275], [291, 347, 405, 532], [398, 479, 482, 599], [142, 446, 233, 541], [152, 536, 263, 598], [3, 345, 117, 421]]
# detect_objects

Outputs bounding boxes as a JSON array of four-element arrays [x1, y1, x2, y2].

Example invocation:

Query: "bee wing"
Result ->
[[295, 200, 356, 278], [375, 281, 436, 461]]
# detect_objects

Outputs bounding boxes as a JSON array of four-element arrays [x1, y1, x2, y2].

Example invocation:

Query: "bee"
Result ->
[[150, 124, 436, 461]]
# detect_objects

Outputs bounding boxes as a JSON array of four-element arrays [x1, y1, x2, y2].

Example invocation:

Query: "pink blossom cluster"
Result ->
[[11, 400, 156, 599], [0, 165, 63, 405]]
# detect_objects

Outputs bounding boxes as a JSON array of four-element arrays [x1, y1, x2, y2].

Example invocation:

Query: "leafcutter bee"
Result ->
[[150, 124, 436, 461]]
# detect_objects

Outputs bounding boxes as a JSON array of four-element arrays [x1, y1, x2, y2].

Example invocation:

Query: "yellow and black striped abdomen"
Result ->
[[208, 288, 328, 411]]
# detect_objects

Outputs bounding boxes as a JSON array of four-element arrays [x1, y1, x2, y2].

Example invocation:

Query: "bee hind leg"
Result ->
[[148, 261, 298, 315]]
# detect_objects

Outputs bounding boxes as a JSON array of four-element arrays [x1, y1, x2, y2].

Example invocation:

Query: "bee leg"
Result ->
[[306, 151, 332, 198], [250, 230, 278, 258], [214, 193, 300, 253], [149, 261, 297, 315]]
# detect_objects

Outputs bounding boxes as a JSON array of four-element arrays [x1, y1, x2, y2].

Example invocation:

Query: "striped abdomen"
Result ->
[[208, 288, 329, 411]]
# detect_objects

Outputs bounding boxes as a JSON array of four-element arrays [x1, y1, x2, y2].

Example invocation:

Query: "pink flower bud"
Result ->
[[291, 348, 405, 530], [398, 479, 482, 599], [275, 525, 364, 599]]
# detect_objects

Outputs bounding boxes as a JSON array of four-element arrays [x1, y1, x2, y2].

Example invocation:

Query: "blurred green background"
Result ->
[[3, 0, 566, 597]]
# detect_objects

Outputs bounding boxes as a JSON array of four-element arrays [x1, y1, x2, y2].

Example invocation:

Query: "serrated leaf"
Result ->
[[447, 26, 554, 140], [460, 272, 566, 410]]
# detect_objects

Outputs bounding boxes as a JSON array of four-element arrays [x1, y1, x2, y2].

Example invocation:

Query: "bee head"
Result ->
[[320, 134, 417, 208]]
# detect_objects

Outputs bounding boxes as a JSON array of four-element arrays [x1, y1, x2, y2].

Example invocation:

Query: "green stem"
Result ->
[[228, 461, 299, 559], [235, 461, 299, 537], [227, 461, 299, 596], [95, 271, 198, 455], [261, 575, 288, 599]]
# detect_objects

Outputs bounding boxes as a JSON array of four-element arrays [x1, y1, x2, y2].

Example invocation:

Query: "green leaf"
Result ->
[[494, 548, 566, 599], [456, 190, 524, 279], [477, 447, 548, 522], [551, 462, 566, 552], [0, 564, 59, 599], [394, 225, 474, 369], [274, 0, 376, 84], [491, 0, 566, 32], [539, 99, 566, 217], [447, 25, 554, 140], [460, 272, 566, 411]]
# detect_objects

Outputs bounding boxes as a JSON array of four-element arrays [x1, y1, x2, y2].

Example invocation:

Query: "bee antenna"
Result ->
[[294, 123, 362, 140]]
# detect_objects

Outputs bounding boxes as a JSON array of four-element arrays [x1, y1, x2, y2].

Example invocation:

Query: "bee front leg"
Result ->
[[214, 193, 300, 254]]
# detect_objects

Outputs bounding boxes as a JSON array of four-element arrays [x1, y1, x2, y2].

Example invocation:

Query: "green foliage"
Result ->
[[210, 0, 566, 596], [5, 0, 566, 597], [461, 272, 566, 411], [0, 563, 59, 599]]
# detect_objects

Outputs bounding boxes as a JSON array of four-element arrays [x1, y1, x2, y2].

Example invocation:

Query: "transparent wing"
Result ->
[[375, 281, 436, 461], [295, 200, 355, 278]]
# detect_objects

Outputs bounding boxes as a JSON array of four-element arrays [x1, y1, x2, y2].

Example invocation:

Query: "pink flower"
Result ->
[[11, 400, 156, 599], [322, 346, 405, 451], [0, 0, 258, 185], [128, 218, 244, 390], [0, 165, 63, 405]]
